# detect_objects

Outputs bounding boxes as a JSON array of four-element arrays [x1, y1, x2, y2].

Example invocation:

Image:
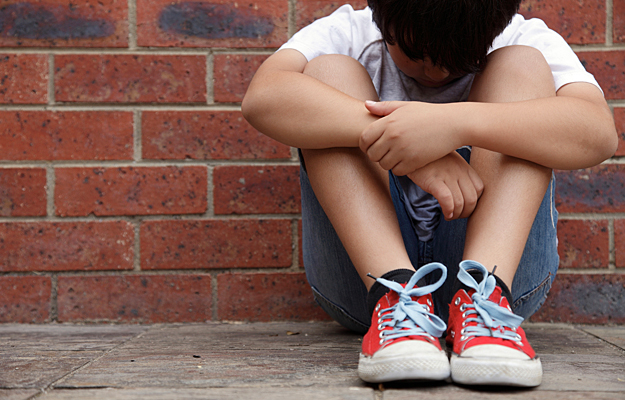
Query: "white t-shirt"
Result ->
[[280, 5, 600, 99], [281, 5, 600, 241]]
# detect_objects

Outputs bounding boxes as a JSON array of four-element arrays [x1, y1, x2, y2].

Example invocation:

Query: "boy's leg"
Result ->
[[300, 55, 415, 288], [300, 55, 451, 382], [444, 45, 558, 387], [463, 45, 555, 288]]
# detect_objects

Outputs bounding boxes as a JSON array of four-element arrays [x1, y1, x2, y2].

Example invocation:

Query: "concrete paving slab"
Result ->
[[1, 322, 624, 399], [539, 354, 625, 391], [522, 325, 625, 392], [0, 324, 147, 389], [57, 322, 365, 389], [0, 389, 40, 400], [0, 324, 147, 352], [383, 387, 625, 399], [582, 327, 625, 351], [524, 324, 624, 356], [39, 387, 376, 400]]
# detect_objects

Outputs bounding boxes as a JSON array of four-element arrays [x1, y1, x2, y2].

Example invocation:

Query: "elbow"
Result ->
[[604, 127, 620, 160], [592, 124, 619, 165], [241, 92, 258, 127]]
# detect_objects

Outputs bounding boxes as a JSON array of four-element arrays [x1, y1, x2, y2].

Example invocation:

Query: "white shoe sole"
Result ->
[[358, 351, 450, 383], [450, 354, 542, 387]]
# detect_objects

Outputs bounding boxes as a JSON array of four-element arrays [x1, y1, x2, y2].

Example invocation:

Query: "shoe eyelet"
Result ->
[[377, 324, 383, 331], [460, 335, 467, 341], [375, 304, 381, 311], [454, 297, 461, 306], [515, 334, 522, 342], [427, 298, 432, 306], [377, 318, 382, 325], [460, 328, 466, 335], [459, 304, 467, 312], [462, 311, 470, 318], [462, 321, 468, 327], [377, 311, 382, 318], [425, 306, 430, 313]]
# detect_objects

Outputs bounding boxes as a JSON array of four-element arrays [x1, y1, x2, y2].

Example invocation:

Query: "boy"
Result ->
[[242, 0, 617, 387]]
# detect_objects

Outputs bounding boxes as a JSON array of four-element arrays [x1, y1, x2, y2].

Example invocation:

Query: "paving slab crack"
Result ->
[[30, 325, 156, 397], [579, 326, 625, 354]]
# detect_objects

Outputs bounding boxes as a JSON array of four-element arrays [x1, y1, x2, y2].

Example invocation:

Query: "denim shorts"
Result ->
[[299, 150, 559, 335]]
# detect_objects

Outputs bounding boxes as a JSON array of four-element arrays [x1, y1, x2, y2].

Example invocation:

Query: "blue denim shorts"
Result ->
[[299, 151, 559, 334]]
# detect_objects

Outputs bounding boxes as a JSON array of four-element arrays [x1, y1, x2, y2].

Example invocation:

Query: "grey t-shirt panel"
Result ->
[[358, 41, 475, 241]]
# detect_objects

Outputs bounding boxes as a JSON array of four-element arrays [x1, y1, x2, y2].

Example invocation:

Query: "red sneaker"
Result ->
[[446, 260, 542, 387], [358, 263, 450, 383]]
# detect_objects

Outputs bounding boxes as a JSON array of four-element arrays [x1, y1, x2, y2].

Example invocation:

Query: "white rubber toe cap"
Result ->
[[374, 339, 442, 359], [461, 344, 530, 360]]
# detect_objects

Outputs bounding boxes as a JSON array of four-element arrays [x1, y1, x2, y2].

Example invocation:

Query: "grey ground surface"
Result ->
[[1, 322, 624, 399]]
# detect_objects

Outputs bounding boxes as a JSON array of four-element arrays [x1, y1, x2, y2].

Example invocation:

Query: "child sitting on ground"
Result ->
[[242, 0, 617, 387]]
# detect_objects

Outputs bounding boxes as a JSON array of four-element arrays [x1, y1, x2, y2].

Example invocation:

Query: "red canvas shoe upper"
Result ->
[[361, 263, 448, 357], [362, 290, 442, 356], [446, 262, 536, 359]]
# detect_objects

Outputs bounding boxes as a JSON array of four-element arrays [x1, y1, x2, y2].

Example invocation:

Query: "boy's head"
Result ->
[[368, 0, 522, 76]]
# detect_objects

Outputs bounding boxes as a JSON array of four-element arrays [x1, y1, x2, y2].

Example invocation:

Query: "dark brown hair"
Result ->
[[368, 0, 522, 75]]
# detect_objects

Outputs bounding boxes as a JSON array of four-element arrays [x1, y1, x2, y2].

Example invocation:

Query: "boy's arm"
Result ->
[[242, 49, 378, 149], [361, 82, 617, 173], [464, 82, 617, 169]]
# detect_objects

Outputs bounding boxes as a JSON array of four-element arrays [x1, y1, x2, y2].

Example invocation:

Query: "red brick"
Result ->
[[55, 166, 207, 217], [0, 0, 128, 48], [54, 55, 206, 103], [57, 274, 211, 323], [0, 221, 134, 272], [217, 272, 330, 321], [615, 220, 625, 268], [141, 111, 290, 160], [136, 0, 288, 48], [0, 276, 51, 323], [296, 0, 369, 29], [615, 108, 625, 157], [214, 165, 300, 215], [555, 165, 625, 213], [141, 219, 292, 270], [531, 274, 625, 323], [557, 220, 609, 268], [614, 0, 625, 43], [0, 168, 46, 217], [298, 219, 304, 270], [213, 54, 269, 103], [0, 111, 133, 161], [519, 0, 606, 44], [577, 51, 625, 100], [0, 54, 48, 104]]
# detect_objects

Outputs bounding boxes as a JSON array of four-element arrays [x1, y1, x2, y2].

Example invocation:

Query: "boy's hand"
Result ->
[[360, 100, 463, 175], [407, 152, 484, 220]]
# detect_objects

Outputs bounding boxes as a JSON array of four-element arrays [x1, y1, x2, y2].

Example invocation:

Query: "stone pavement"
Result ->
[[1, 322, 624, 399]]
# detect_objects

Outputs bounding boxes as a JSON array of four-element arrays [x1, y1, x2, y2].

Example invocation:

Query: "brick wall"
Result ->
[[0, 0, 623, 324]]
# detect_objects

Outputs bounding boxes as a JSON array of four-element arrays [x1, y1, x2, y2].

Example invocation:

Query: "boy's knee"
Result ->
[[303, 54, 365, 77], [470, 45, 555, 102], [303, 55, 378, 100]]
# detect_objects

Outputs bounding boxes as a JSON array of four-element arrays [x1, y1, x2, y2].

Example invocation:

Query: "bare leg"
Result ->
[[301, 55, 415, 290], [463, 46, 555, 287]]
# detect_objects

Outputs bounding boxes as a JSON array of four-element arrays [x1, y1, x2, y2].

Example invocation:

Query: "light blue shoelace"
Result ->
[[373, 262, 448, 344], [457, 260, 524, 341]]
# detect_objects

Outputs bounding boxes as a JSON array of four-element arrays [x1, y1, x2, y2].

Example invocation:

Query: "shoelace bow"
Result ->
[[457, 260, 524, 341], [372, 263, 447, 344]]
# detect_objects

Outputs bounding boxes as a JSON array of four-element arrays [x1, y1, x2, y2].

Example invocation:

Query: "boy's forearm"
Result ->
[[458, 96, 617, 170], [242, 66, 378, 149]]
